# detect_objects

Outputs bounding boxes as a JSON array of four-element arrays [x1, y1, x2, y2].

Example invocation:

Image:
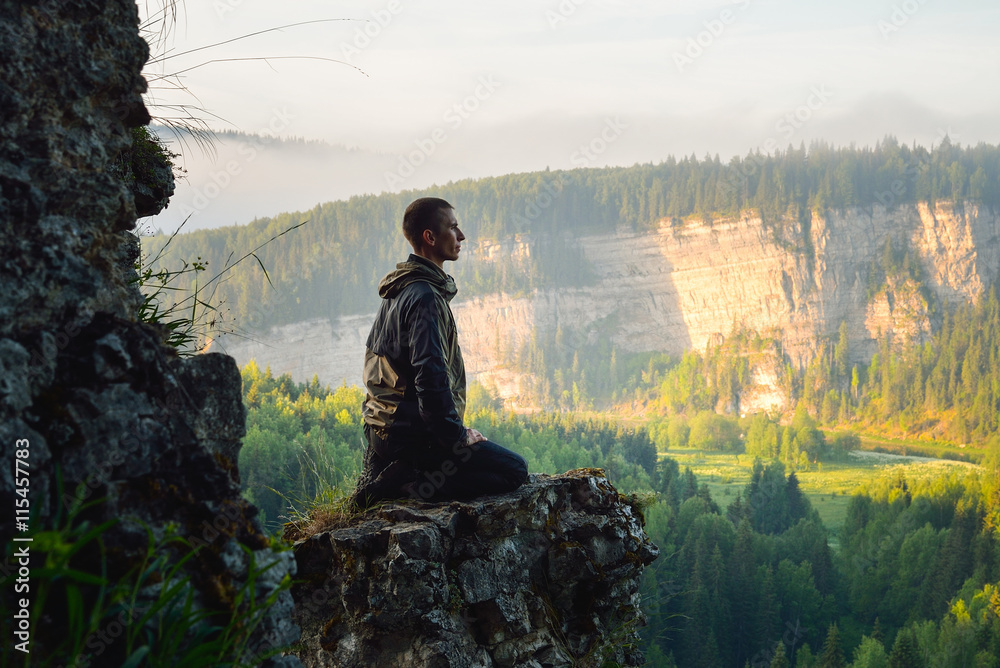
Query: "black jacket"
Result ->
[[361, 254, 467, 456]]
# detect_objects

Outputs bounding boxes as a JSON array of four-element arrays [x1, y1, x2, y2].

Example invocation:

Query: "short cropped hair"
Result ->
[[402, 197, 453, 249]]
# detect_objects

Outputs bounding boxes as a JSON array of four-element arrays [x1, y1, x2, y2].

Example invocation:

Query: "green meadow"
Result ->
[[661, 445, 979, 543]]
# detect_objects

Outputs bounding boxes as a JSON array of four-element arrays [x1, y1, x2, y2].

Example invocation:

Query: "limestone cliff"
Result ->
[[221, 201, 998, 411], [289, 470, 659, 668], [0, 2, 298, 665]]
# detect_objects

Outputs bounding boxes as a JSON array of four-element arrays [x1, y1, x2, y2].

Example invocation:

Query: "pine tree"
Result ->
[[755, 566, 781, 655], [796, 643, 817, 668], [834, 320, 850, 379], [871, 618, 884, 644], [770, 642, 790, 668], [786, 471, 808, 524], [729, 520, 757, 664], [682, 467, 698, 501], [727, 492, 748, 525], [819, 623, 846, 668], [851, 636, 889, 668], [888, 630, 921, 668]]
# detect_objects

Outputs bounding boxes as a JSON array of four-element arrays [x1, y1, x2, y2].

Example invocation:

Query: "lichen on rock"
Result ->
[[290, 469, 659, 667]]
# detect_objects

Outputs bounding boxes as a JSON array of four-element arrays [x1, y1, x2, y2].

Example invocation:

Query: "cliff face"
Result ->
[[290, 470, 658, 668], [222, 201, 998, 410], [0, 3, 298, 664], [454, 201, 995, 368]]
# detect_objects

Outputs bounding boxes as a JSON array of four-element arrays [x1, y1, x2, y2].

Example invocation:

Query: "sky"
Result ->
[[138, 0, 1000, 232]]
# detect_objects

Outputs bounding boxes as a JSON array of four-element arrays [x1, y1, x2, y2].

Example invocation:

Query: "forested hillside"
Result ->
[[237, 364, 1000, 667], [638, 283, 1000, 453], [143, 137, 1000, 333]]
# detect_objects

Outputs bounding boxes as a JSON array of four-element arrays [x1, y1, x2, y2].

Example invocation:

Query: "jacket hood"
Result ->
[[378, 254, 458, 302]]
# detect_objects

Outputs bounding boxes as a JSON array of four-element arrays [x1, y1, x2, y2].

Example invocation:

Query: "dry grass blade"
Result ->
[[147, 19, 360, 65], [166, 55, 368, 78]]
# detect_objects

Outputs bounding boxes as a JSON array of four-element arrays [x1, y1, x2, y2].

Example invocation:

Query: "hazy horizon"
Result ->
[[139, 0, 1000, 233]]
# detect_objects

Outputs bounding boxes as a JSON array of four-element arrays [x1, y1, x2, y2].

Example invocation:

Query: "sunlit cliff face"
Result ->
[[220, 202, 1000, 411]]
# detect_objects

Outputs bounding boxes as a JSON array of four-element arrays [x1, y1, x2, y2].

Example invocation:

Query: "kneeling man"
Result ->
[[352, 197, 528, 507]]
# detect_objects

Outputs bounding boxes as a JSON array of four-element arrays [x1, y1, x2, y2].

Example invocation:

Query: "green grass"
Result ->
[[662, 447, 978, 541]]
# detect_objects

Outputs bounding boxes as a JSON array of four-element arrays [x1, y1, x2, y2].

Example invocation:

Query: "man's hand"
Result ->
[[466, 428, 487, 446]]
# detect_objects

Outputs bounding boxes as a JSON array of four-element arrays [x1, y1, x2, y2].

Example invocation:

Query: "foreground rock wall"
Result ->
[[0, 2, 298, 664], [290, 470, 659, 667]]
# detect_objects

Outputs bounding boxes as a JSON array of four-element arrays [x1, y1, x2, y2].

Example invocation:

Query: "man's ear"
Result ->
[[421, 227, 436, 248]]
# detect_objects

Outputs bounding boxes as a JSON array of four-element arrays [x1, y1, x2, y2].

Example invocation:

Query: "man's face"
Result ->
[[425, 208, 465, 265]]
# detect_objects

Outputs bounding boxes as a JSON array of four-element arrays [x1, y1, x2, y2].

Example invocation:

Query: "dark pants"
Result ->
[[364, 425, 528, 501]]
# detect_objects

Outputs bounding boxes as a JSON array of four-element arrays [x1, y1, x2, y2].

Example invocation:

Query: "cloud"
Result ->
[[137, 1, 1000, 233]]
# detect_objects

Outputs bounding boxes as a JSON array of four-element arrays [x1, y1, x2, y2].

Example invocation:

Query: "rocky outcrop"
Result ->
[[221, 201, 1000, 411], [289, 470, 659, 667], [0, 2, 298, 665], [864, 276, 933, 349]]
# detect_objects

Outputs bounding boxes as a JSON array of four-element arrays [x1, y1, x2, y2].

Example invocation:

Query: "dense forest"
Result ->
[[142, 137, 1000, 335], [237, 364, 1000, 666], [642, 453, 1000, 667]]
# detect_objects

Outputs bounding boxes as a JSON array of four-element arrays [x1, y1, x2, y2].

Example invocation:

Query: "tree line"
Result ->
[[142, 136, 1000, 340]]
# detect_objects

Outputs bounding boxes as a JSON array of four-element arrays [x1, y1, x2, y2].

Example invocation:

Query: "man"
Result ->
[[352, 197, 528, 507]]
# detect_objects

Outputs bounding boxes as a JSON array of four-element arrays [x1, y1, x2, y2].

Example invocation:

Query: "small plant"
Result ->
[[623, 491, 658, 525], [110, 125, 181, 217], [281, 487, 360, 542], [134, 218, 307, 355], [133, 246, 214, 352], [279, 445, 367, 541], [0, 474, 294, 667], [114, 525, 294, 667], [0, 478, 119, 667]]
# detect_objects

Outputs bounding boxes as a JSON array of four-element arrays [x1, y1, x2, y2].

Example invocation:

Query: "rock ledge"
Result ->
[[291, 469, 659, 667]]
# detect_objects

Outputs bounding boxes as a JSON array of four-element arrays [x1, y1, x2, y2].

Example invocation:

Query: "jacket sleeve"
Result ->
[[405, 288, 466, 449]]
